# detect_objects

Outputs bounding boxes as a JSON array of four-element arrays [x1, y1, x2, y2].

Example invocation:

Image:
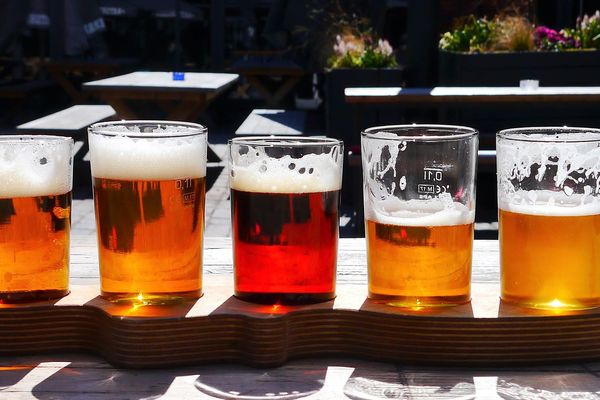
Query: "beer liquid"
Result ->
[[366, 219, 472, 307], [232, 189, 339, 304], [0, 193, 71, 302], [500, 209, 600, 309], [94, 177, 205, 304]]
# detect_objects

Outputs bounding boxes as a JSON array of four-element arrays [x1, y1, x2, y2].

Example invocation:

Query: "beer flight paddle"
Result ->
[[2, 122, 600, 367]]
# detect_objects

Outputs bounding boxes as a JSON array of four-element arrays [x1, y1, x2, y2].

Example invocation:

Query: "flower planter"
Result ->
[[325, 68, 403, 144], [439, 49, 600, 86]]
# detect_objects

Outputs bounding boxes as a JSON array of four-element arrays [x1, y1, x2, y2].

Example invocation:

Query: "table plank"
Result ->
[[235, 109, 306, 136], [17, 105, 115, 132]]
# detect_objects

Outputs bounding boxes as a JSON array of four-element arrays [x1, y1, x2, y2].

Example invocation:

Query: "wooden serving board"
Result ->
[[2, 275, 600, 368]]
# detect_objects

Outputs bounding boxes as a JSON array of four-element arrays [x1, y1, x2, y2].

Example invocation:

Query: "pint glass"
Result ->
[[498, 127, 600, 309], [362, 125, 478, 307], [88, 121, 206, 304], [229, 137, 343, 304], [0, 136, 73, 302]]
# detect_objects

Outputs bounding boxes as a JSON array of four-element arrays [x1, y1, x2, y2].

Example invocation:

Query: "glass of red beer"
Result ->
[[229, 137, 343, 304]]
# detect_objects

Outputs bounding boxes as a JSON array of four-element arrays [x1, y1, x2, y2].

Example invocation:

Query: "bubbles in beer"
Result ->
[[498, 130, 600, 210], [230, 148, 341, 193]]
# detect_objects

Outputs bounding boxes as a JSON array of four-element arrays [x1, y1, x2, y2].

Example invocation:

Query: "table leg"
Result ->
[[163, 97, 208, 122], [244, 76, 276, 105], [100, 96, 139, 120], [48, 70, 88, 103], [269, 76, 302, 107]]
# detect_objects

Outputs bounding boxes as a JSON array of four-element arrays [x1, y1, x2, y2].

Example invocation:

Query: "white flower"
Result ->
[[333, 36, 347, 55]]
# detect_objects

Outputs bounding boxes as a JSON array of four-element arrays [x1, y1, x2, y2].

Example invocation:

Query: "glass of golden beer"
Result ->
[[498, 127, 600, 310], [362, 125, 478, 307], [88, 121, 206, 304], [229, 137, 343, 304], [0, 135, 73, 302]]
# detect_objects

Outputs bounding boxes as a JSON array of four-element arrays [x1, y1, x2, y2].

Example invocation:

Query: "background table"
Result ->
[[344, 86, 600, 105], [83, 71, 239, 121]]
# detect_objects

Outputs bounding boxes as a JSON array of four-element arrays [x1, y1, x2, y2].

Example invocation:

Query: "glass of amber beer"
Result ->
[[362, 125, 478, 307], [88, 121, 206, 304], [498, 127, 600, 310], [229, 137, 343, 304], [0, 136, 73, 302]]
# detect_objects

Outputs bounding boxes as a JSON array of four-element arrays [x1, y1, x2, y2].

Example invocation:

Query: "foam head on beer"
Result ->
[[230, 147, 342, 193], [89, 123, 207, 180], [367, 196, 475, 226], [0, 136, 72, 198]]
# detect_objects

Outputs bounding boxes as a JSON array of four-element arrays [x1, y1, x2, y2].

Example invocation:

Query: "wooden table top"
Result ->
[[83, 71, 239, 93], [3, 219, 600, 397], [345, 86, 600, 104]]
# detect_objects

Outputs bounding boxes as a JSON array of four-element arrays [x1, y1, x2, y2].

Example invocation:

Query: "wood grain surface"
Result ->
[[2, 272, 600, 368]]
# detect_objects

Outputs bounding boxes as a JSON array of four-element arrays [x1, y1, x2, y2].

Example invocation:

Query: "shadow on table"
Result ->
[[194, 363, 325, 399], [13, 354, 600, 399]]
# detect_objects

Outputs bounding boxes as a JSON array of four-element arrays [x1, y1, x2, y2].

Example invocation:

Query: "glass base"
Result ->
[[368, 292, 470, 308], [101, 289, 202, 305], [501, 293, 600, 311], [234, 291, 336, 305], [0, 289, 70, 303]]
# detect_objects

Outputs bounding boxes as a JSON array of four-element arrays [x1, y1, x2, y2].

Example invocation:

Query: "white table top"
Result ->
[[17, 105, 115, 131], [345, 86, 600, 97], [84, 71, 239, 93]]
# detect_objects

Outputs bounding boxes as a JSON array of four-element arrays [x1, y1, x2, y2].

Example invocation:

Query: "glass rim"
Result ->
[[361, 124, 478, 141], [0, 135, 74, 145], [89, 120, 207, 138], [498, 126, 600, 142], [228, 136, 343, 147]]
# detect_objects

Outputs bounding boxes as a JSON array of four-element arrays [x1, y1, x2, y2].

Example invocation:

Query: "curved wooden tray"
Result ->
[[2, 275, 600, 368]]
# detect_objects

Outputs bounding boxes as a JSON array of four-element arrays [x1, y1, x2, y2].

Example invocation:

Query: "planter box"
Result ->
[[439, 50, 600, 86], [325, 68, 403, 143]]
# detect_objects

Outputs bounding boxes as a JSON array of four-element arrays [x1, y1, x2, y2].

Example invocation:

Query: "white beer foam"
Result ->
[[0, 140, 72, 198], [499, 193, 600, 217], [89, 133, 206, 180], [231, 154, 341, 193], [367, 198, 474, 226]]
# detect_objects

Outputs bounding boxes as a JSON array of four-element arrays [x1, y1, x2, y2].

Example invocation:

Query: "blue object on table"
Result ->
[[172, 72, 185, 81]]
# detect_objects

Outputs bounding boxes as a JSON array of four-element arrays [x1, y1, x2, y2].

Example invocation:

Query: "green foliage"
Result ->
[[440, 11, 600, 53], [439, 16, 495, 53]]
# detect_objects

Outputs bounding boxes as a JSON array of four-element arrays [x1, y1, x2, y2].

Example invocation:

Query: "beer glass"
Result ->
[[497, 127, 600, 310], [362, 125, 478, 307], [88, 121, 206, 304], [0, 136, 73, 302], [229, 137, 343, 304]]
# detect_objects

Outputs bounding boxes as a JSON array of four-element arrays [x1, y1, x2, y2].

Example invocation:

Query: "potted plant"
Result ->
[[438, 12, 600, 86]]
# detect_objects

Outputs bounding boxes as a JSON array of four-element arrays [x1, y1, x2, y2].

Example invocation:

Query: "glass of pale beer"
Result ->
[[88, 121, 207, 304], [0, 136, 73, 302], [229, 137, 343, 304], [362, 125, 478, 307], [498, 127, 600, 310]]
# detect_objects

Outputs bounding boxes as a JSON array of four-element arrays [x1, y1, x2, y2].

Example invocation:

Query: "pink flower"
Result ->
[[377, 39, 393, 56]]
